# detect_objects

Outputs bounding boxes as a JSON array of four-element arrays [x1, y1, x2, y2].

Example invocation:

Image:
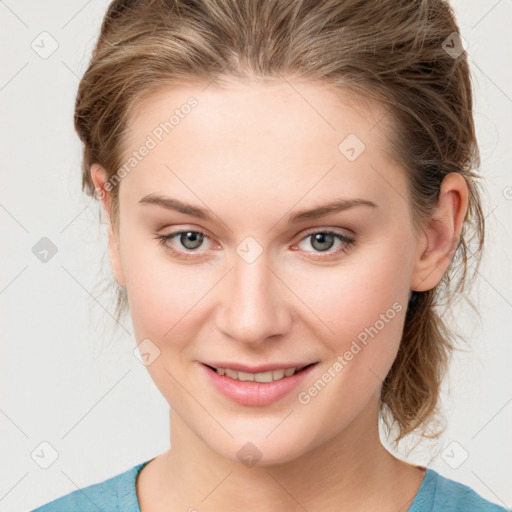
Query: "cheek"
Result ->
[[120, 238, 224, 358], [291, 244, 411, 343], [120, 240, 189, 334], [288, 243, 412, 402]]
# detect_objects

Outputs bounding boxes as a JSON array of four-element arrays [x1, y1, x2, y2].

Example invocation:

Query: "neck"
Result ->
[[138, 395, 423, 512]]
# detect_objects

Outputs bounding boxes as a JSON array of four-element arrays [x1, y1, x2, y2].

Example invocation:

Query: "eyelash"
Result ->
[[154, 228, 355, 260]]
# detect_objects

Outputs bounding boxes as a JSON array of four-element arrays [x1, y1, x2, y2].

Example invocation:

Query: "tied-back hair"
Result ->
[[74, 0, 485, 447]]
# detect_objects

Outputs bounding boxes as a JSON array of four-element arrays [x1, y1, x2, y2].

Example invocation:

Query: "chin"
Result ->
[[207, 430, 315, 468]]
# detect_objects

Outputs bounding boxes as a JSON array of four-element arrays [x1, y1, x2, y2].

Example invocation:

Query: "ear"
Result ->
[[90, 164, 126, 288], [410, 172, 469, 292]]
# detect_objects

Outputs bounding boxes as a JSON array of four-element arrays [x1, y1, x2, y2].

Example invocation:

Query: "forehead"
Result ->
[[119, 79, 403, 213], [125, 78, 390, 152]]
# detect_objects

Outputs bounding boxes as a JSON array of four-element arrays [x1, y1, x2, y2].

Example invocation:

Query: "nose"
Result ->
[[215, 253, 294, 346]]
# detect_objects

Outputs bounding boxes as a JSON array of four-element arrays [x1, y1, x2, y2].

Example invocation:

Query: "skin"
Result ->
[[90, 78, 468, 512]]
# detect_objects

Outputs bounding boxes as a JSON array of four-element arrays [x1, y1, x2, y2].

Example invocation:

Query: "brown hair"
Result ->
[[74, 0, 485, 447]]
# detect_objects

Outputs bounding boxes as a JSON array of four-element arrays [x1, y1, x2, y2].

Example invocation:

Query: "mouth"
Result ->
[[202, 362, 318, 383], [200, 360, 319, 406]]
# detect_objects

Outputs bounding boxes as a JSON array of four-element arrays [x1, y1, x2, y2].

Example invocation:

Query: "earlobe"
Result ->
[[410, 173, 469, 292], [107, 226, 127, 289], [90, 163, 111, 214], [89, 164, 127, 288]]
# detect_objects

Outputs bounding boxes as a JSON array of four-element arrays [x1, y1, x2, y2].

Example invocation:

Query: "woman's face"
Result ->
[[101, 79, 424, 464]]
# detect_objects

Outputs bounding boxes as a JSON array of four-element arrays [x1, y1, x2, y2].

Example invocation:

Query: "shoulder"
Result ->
[[410, 468, 510, 512], [29, 460, 151, 512], [433, 471, 509, 512]]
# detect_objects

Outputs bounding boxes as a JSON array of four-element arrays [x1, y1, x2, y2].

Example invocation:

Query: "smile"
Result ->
[[204, 364, 315, 382], [200, 362, 319, 406]]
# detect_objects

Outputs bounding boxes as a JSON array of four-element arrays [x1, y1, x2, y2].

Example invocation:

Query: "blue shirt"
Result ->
[[30, 459, 509, 511]]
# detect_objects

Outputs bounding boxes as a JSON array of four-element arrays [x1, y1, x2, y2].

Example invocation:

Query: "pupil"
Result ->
[[181, 231, 203, 250], [313, 233, 333, 252]]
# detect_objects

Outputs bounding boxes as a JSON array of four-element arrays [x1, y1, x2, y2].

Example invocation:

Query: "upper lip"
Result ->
[[200, 361, 318, 373]]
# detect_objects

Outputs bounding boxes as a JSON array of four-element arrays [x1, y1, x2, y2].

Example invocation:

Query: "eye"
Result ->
[[154, 229, 213, 257], [154, 228, 356, 260], [295, 229, 355, 257]]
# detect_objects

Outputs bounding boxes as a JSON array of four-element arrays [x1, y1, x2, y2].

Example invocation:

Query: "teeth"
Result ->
[[224, 368, 238, 379], [214, 366, 300, 382]]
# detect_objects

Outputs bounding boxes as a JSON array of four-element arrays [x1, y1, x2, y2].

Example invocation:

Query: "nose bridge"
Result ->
[[216, 250, 291, 344]]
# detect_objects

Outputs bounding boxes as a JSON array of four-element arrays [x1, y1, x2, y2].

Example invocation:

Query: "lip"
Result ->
[[199, 361, 319, 406], [200, 361, 315, 373]]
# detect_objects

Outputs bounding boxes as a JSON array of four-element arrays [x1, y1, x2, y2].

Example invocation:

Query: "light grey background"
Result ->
[[1, 1, 511, 510]]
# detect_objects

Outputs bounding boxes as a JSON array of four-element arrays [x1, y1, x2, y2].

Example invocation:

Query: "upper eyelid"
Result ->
[[298, 226, 353, 238], [163, 226, 353, 250]]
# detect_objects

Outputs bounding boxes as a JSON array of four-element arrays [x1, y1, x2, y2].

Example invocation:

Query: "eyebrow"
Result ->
[[138, 193, 378, 224], [139, 194, 214, 221]]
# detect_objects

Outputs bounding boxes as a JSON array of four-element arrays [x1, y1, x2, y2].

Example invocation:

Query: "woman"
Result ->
[[31, 0, 508, 510]]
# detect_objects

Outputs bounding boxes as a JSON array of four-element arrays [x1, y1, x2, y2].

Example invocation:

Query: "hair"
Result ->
[[74, 0, 485, 447]]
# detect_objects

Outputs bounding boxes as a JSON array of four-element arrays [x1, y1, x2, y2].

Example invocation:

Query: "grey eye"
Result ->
[[179, 231, 204, 250], [309, 233, 335, 252]]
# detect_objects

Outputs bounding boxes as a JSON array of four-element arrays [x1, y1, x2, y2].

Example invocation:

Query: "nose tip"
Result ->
[[215, 258, 293, 345]]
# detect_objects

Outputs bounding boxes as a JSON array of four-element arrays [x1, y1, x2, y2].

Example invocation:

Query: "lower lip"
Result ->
[[200, 363, 318, 406]]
